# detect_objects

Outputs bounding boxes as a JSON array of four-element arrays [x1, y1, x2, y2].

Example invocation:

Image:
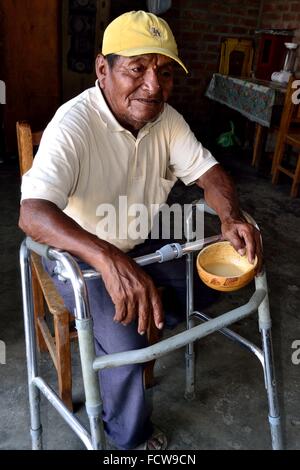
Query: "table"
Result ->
[[205, 73, 286, 167]]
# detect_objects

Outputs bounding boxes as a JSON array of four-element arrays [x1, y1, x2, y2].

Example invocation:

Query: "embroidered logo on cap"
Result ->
[[150, 26, 161, 38]]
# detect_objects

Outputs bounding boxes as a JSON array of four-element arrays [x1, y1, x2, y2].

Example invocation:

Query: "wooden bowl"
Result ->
[[196, 241, 257, 292]]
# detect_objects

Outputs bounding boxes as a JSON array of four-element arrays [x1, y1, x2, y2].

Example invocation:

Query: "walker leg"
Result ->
[[261, 327, 283, 450], [20, 242, 43, 450], [185, 252, 196, 400], [28, 384, 43, 450], [256, 272, 283, 450], [76, 317, 106, 450]]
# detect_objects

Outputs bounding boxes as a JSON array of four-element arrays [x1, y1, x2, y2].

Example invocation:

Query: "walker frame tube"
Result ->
[[20, 204, 283, 450]]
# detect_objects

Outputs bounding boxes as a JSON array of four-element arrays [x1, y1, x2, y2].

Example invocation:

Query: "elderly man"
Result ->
[[19, 11, 261, 450]]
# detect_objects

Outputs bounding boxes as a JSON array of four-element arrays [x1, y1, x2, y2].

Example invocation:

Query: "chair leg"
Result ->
[[271, 129, 287, 176], [272, 145, 285, 186], [53, 312, 73, 411], [290, 153, 300, 197], [31, 264, 48, 353], [252, 124, 264, 168], [271, 143, 280, 177]]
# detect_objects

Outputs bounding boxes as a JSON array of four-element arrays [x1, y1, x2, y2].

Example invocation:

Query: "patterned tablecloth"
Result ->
[[205, 73, 286, 128]]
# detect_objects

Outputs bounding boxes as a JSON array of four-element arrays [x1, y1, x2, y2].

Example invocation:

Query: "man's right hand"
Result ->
[[19, 199, 164, 336], [97, 245, 164, 335]]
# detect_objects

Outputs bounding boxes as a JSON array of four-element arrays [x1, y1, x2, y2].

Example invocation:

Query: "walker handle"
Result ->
[[26, 237, 54, 260]]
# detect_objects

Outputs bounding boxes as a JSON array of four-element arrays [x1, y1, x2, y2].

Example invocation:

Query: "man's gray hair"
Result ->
[[105, 54, 121, 68]]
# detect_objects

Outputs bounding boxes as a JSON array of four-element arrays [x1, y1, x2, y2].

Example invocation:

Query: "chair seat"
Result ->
[[31, 253, 69, 316]]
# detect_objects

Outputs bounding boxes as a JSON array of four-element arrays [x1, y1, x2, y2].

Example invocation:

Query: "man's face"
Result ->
[[96, 54, 174, 134]]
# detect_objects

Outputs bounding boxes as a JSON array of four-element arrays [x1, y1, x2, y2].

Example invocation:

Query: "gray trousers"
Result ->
[[44, 238, 217, 449]]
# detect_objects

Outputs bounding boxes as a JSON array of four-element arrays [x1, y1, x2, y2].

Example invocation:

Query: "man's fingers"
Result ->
[[255, 253, 263, 275], [137, 290, 152, 334], [223, 222, 263, 270], [150, 290, 164, 331], [254, 231, 263, 273], [113, 301, 127, 323], [239, 226, 263, 272], [137, 309, 149, 335], [102, 251, 164, 334], [225, 230, 245, 254], [138, 287, 164, 334], [120, 295, 138, 325], [129, 289, 150, 334], [240, 229, 256, 264]]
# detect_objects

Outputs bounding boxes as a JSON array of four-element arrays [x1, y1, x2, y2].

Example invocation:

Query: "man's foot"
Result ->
[[136, 427, 168, 450]]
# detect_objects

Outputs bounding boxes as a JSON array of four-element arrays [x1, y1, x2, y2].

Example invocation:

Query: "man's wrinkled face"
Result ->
[[96, 54, 174, 134]]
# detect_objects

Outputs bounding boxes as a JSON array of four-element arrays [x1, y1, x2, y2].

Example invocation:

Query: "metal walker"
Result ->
[[19, 202, 283, 450]]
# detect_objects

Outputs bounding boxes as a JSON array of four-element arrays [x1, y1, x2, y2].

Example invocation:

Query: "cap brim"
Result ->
[[115, 46, 188, 74]]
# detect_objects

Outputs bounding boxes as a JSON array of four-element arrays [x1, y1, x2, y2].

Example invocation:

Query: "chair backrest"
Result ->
[[16, 121, 43, 176], [219, 38, 254, 77], [277, 75, 300, 137]]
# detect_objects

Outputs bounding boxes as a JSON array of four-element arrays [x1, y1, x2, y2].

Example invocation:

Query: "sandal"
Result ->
[[136, 427, 168, 450]]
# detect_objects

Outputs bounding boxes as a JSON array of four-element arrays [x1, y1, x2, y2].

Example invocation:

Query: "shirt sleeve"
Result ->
[[21, 124, 82, 210], [167, 106, 219, 185]]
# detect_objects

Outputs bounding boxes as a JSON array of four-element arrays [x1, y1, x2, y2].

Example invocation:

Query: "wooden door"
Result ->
[[1, 0, 61, 155]]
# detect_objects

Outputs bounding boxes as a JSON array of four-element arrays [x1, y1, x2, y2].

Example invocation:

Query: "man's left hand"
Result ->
[[221, 218, 263, 274]]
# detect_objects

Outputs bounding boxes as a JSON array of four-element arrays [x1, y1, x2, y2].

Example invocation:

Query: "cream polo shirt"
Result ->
[[21, 82, 218, 252]]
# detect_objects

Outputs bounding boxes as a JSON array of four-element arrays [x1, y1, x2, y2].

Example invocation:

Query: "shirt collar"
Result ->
[[94, 80, 163, 135]]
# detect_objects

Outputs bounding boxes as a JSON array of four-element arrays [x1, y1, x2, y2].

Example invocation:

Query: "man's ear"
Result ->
[[95, 54, 108, 89]]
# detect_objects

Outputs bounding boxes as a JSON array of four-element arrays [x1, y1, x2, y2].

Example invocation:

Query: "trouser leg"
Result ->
[[44, 258, 152, 450], [43, 238, 216, 449], [86, 276, 153, 449]]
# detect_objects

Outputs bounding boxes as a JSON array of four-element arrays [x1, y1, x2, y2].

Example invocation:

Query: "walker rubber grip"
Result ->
[[26, 237, 53, 259], [156, 243, 183, 262]]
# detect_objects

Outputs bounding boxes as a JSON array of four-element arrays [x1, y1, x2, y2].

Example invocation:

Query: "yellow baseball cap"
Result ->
[[102, 10, 188, 74]]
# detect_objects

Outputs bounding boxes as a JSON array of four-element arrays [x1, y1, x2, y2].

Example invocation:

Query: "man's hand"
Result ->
[[221, 218, 263, 273], [95, 245, 164, 335], [197, 165, 263, 273], [19, 199, 164, 335]]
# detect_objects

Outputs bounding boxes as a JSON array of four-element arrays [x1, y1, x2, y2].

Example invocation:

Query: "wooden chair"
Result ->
[[217, 38, 262, 167], [17, 121, 158, 410], [219, 38, 254, 77], [272, 77, 300, 197], [17, 121, 75, 410]]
